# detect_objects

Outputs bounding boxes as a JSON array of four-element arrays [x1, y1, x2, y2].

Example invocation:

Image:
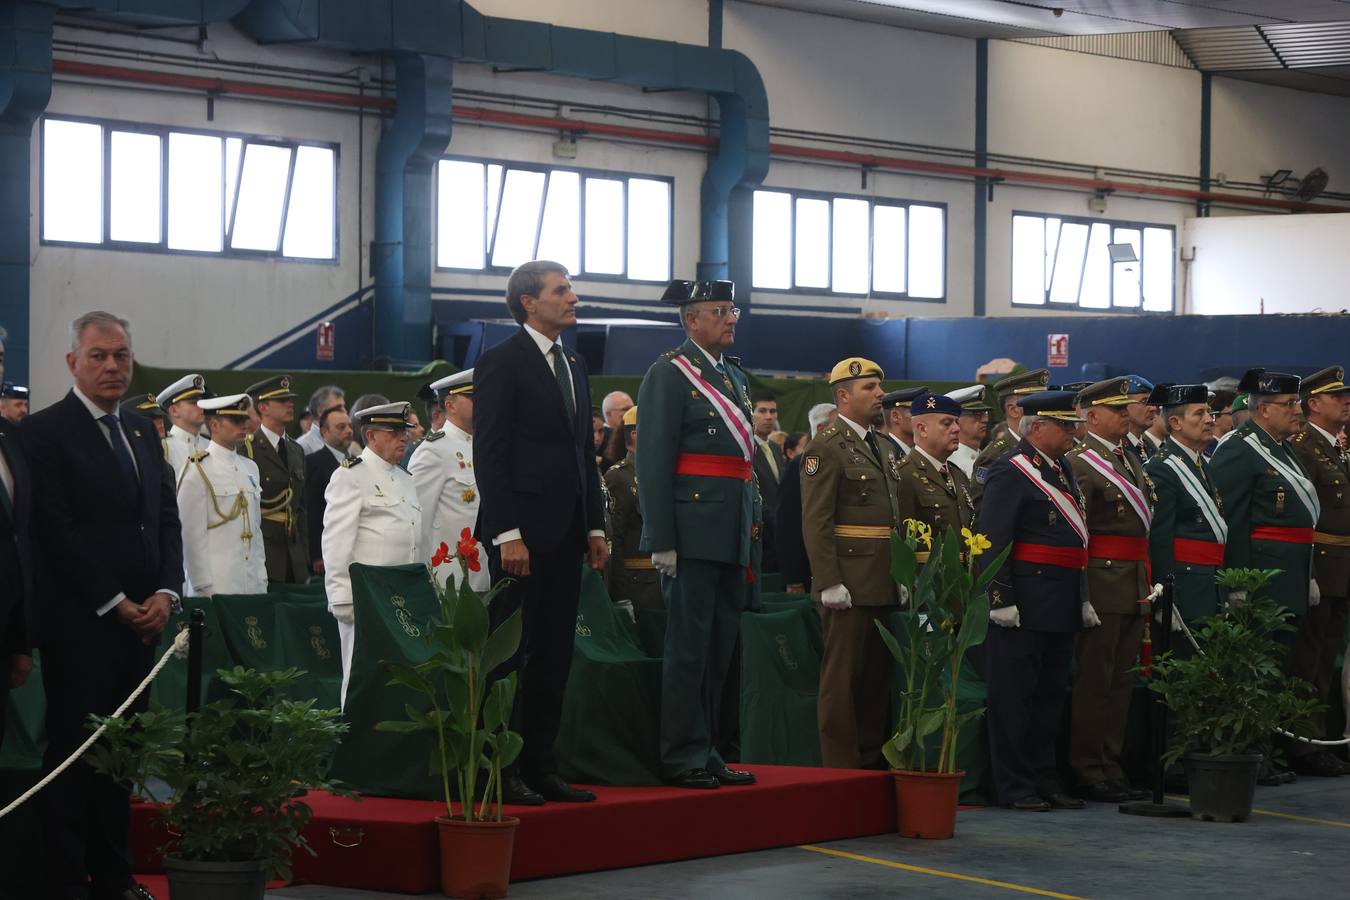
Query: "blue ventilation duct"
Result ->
[[236, 0, 770, 361]]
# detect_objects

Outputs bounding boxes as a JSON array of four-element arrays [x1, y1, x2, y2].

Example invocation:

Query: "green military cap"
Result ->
[[1076, 376, 1136, 408], [1232, 392, 1249, 412], [121, 392, 168, 421], [244, 375, 297, 403], [992, 368, 1049, 399], [1300, 366, 1350, 398]]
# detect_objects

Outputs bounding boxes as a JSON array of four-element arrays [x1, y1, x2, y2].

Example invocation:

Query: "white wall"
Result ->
[[1184, 212, 1350, 316], [1210, 77, 1350, 189]]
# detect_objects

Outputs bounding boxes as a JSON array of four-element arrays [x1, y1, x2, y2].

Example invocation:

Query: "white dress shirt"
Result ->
[[948, 443, 977, 479], [297, 423, 326, 455]]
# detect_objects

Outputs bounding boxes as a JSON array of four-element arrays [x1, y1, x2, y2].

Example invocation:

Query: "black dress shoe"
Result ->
[[1040, 791, 1086, 810], [1290, 751, 1348, 778], [711, 766, 756, 786], [530, 773, 597, 802], [667, 768, 720, 789], [1077, 781, 1132, 803], [1005, 795, 1051, 812], [502, 773, 545, 806], [1114, 781, 1151, 801]]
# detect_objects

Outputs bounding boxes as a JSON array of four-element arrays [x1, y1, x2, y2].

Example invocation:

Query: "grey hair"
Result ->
[[1248, 392, 1280, 412], [348, 393, 390, 446], [807, 403, 835, 434], [506, 260, 569, 325], [307, 384, 345, 417], [0, 324, 7, 346], [601, 391, 633, 418], [1019, 415, 1057, 438], [71, 311, 131, 352]]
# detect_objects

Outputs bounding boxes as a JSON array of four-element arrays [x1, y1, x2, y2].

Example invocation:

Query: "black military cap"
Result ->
[[882, 386, 928, 409], [416, 381, 437, 402], [1237, 368, 1300, 395], [1144, 383, 1176, 405], [0, 383, 28, 400], [1018, 390, 1084, 422], [1209, 388, 1236, 412], [1300, 366, 1350, 398], [1151, 384, 1209, 407], [661, 279, 735, 305], [244, 375, 297, 403]]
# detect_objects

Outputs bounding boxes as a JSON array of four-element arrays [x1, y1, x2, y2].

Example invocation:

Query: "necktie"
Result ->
[[1112, 445, 1125, 460], [864, 431, 883, 468], [761, 441, 780, 481], [552, 344, 576, 422], [100, 414, 140, 489]]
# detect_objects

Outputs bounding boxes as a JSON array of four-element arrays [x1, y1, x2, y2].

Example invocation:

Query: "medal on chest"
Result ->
[[1275, 485, 1286, 515]]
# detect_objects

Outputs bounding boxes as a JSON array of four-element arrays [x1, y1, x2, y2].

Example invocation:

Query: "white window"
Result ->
[[752, 188, 946, 300], [435, 157, 673, 283], [1013, 212, 1174, 312], [40, 116, 336, 261]]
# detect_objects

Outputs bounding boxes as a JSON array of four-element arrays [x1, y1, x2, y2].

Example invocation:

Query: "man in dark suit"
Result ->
[[0, 383, 35, 749], [23, 311, 182, 900], [750, 391, 784, 574], [474, 260, 609, 806], [304, 407, 354, 576]]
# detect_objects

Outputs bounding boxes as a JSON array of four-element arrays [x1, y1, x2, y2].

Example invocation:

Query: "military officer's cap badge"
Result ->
[[828, 357, 884, 386], [1300, 366, 1350, 398], [911, 391, 962, 417], [803, 456, 820, 476], [1237, 367, 1301, 395], [926, 396, 937, 409]]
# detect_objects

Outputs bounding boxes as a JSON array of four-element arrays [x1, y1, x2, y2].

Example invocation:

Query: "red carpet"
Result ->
[[134, 765, 896, 894]]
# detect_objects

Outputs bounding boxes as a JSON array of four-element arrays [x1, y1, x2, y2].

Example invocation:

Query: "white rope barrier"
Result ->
[[0, 628, 192, 820]]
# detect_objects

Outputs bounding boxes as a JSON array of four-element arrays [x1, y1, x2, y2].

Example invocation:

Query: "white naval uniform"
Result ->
[[948, 442, 978, 479], [322, 444, 422, 706], [166, 424, 210, 484], [176, 441, 268, 598], [408, 423, 489, 594]]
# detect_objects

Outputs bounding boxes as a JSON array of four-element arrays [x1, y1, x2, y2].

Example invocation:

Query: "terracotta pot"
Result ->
[[435, 815, 520, 899], [891, 769, 964, 840]]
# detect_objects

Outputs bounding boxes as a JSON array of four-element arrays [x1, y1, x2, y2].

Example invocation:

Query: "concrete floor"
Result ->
[[269, 777, 1350, 900]]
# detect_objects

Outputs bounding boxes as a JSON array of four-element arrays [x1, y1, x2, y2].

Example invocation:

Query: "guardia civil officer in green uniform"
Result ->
[[636, 278, 757, 789], [972, 368, 1050, 506], [1286, 367, 1350, 776], [605, 405, 663, 617], [1146, 384, 1227, 642], [241, 375, 309, 583], [800, 358, 903, 769], [894, 391, 975, 552], [1209, 368, 1320, 618], [1065, 378, 1153, 803]]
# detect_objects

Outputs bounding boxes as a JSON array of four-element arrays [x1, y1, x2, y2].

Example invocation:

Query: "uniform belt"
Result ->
[[1313, 530, 1350, 547], [622, 557, 656, 570], [1251, 526, 1315, 545], [833, 524, 892, 539], [1173, 537, 1225, 566], [1088, 535, 1149, 562], [1012, 542, 1088, 570], [675, 453, 752, 481]]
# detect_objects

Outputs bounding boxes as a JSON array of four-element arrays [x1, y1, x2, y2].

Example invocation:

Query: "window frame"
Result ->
[[434, 154, 675, 285], [1010, 210, 1175, 314], [751, 185, 947, 303], [38, 114, 340, 265]]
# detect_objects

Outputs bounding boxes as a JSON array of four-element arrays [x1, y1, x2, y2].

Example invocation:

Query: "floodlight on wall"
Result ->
[[1107, 242, 1139, 265], [1262, 169, 1294, 196]]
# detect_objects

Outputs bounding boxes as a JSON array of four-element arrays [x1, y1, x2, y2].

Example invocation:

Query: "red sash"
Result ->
[[1174, 538, 1225, 566]]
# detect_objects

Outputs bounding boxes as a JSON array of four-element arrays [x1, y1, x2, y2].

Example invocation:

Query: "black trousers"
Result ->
[[40, 613, 153, 899], [487, 513, 584, 782], [985, 626, 1075, 804]]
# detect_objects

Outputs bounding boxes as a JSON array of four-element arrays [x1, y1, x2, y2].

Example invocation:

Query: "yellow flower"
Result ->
[[903, 518, 933, 549], [962, 527, 992, 558]]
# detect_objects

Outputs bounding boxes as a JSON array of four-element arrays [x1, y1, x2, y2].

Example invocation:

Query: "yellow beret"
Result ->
[[828, 357, 884, 385], [622, 406, 638, 427]]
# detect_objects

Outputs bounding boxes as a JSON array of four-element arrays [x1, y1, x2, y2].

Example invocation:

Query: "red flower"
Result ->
[[457, 528, 482, 573], [430, 541, 451, 568]]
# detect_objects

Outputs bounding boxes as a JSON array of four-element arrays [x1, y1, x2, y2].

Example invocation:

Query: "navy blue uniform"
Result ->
[[976, 439, 1085, 804]]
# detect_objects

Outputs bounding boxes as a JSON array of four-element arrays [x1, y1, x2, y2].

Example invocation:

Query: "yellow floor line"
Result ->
[[797, 844, 1086, 899], [1164, 795, 1350, 829]]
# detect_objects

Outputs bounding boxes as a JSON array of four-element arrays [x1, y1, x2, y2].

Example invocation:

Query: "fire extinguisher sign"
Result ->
[[316, 321, 335, 362], [1047, 333, 1069, 368]]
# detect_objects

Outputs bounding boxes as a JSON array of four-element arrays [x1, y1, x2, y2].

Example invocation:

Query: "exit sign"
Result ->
[[1047, 333, 1069, 368]]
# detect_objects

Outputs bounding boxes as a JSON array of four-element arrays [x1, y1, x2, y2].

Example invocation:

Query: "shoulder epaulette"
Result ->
[[424, 430, 445, 442], [1292, 431, 1307, 443], [188, 450, 210, 463], [661, 349, 679, 359], [341, 456, 362, 468], [725, 355, 743, 367], [822, 425, 839, 437]]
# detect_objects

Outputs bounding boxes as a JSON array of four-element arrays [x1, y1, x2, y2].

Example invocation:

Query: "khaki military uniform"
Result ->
[[242, 428, 309, 584], [894, 448, 976, 552], [604, 456, 663, 614], [800, 417, 902, 768], [1067, 433, 1153, 789]]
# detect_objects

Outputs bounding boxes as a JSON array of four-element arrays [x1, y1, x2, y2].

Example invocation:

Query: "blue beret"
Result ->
[[910, 391, 963, 417]]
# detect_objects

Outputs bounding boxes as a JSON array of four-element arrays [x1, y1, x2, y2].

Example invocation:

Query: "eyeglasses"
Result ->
[[698, 305, 741, 320], [1269, 398, 1301, 409]]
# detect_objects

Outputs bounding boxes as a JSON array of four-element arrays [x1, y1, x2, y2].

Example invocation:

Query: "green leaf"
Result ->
[[452, 579, 489, 653], [873, 618, 906, 664], [916, 707, 945, 738], [373, 721, 426, 734], [890, 531, 917, 591], [481, 609, 522, 675]]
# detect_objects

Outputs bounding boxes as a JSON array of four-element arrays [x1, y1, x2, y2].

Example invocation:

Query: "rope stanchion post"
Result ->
[[1120, 577, 1189, 818], [186, 607, 205, 714]]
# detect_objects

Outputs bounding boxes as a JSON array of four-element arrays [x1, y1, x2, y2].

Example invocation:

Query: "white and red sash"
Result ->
[[1009, 453, 1089, 546], [1080, 448, 1152, 530], [670, 354, 753, 461]]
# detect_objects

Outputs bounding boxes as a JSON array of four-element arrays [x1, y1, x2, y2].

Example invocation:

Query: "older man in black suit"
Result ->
[[23, 311, 182, 900], [474, 260, 608, 806]]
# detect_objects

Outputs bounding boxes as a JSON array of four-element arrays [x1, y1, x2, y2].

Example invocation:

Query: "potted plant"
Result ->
[[377, 528, 524, 899], [85, 667, 351, 899], [1148, 568, 1321, 823], [875, 522, 1008, 839]]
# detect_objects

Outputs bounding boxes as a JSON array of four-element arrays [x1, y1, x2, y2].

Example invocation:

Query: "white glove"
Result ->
[[1309, 579, 1322, 608], [652, 550, 678, 578], [1227, 590, 1247, 606], [330, 605, 354, 626], [615, 599, 636, 623], [1154, 604, 1184, 633], [898, 584, 910, 608], [821, 584, 853, 610], [1081, 600, 1102, 629], [989, 606, 1021, 628]]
